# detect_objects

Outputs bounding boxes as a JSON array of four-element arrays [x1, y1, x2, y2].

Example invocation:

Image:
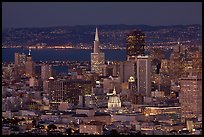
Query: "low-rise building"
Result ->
[[79, 121, 103, 135]]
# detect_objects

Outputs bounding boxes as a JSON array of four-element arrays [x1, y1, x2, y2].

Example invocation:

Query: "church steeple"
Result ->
[[94, 27, 100, 53]]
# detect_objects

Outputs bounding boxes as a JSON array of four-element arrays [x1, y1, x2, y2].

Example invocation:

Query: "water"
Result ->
[[2, 48, 171, 73], [2, 48, 126, 63]]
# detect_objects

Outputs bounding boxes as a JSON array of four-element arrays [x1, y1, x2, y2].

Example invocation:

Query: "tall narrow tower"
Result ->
[[41, 63, 52, 81], [137, 55, 151, 97], [91, 27, 105, 75], [94, 27, 100, 53], [25, 49, 35, 77]]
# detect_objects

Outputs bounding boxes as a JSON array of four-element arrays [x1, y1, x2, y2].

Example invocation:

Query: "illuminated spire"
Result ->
[[113, 86, 116, 95], [94, 27, 100, 53], [178, 38, 181, 53], [28, 49, 31, 56], [178, 37, 180, 44], [95, 27, 99, 41]]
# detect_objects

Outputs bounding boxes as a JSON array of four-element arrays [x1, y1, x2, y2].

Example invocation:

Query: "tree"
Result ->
[[65, 128, 72, 135], [110, 129, 119, 135], [32, 119, 37, 127], [47, 124, 57, 131]]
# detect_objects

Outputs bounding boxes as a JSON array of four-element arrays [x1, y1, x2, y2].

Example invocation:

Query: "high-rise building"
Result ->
[[119, 61, 137, 83], [48, 78, 92, 110], [179, 74, 202, 122], [14, 52, 26, 66], [41, 63, 52, 81], [91, 27, 105, 75], [25, 49, 35, 77], [137, 55, 151, 97], [128, 76, 137, 92], [14, 52, 27, 77], [126, 30, 145, 60], [29, 77, 39, 87]]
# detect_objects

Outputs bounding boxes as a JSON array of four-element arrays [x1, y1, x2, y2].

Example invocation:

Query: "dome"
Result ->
[[108, 87, 121, 108], [48, 77, 54, 80], [128, 76, 135, 82], [108, 95, 121, 103]]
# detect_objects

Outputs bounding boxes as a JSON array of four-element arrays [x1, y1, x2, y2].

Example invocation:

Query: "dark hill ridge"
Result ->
[[2, 24, 202, 48]]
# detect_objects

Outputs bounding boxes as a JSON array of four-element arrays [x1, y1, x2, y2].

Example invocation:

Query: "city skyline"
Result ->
[[2, 2, 202, 28], [2, 26, 202, 135], [2, 2, 202, 135]]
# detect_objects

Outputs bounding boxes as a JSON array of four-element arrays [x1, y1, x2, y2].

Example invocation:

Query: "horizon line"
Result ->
[[3, 23, 202, 29]]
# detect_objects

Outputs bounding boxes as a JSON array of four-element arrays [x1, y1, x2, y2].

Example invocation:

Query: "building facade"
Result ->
[[91, 27, 105, 75], [48, 78, 92, 110], [41, 63, 52, 81], [126, 30, 145, 60], [108, 87, 121, 109], [137, 55, 151, 97], [119, 61, 137, 83], [14, 52, 27, 77], [25, 50, 35, 77], [179, 74, 202, 122]]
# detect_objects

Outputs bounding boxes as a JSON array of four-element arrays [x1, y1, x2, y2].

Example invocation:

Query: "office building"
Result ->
[[119, 61, 137, 83], [126, 30, 145, 60], [41, 63, 52, 81], [179, 74, 202, 122], [25, 49, 35, 77], [137, 55, 151, 97], [91, 27, 105, 75], [14, 52, 26, 77], [14, 52, 26, 66], [48, 78, 92, 110]]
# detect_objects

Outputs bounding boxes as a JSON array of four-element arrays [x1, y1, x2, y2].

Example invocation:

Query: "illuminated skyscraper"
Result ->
[[41, 63, 52, 81], [126, 30, 145, 60], [91, 27, 105, 75], [137, 55, 151, 97], [180, 74, 202, 122], [14, 52, 26, 66], [119, 61, 136, 83], [25, 49, 35, 77], [14, 52, 26, 77]]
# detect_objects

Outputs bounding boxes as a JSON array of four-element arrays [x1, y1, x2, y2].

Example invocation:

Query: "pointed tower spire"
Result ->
[[94, 27, 100, 53], [28, 49, 31, 56], [95, 27, 99, 41], [178, 38, 181, 53], [113, 86, 116, 95]]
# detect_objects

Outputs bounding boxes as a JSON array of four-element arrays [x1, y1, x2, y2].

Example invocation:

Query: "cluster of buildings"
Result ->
[[2, 27, 202, 135]]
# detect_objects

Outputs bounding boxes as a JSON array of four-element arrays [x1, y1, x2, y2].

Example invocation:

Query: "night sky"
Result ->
[[2, 2, 202, 28]]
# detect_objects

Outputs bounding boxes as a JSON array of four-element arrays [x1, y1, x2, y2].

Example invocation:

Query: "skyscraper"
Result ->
[[14, 52, 26, 77], [14, 52, 26, 66], [41, 63, 52, 81], [126, 30, 145, 60], [137, 55, 151, 97], [25, 49, 35, 77], [119, 61, 136, 83], [179, 74, 202, 122], [91, 27, 105, 75]]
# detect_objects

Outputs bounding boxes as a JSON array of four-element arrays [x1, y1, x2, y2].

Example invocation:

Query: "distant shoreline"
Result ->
[[2, 47, 126, 50]]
